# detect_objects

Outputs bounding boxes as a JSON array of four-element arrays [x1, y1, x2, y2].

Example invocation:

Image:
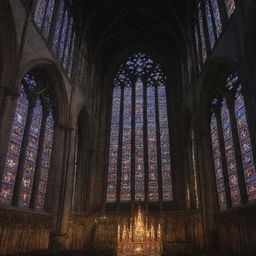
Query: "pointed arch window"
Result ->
[[194, 0, 236, 73], [106, 53, 173, 204], [210, 73, 256, 210], [33, 0, 76, 79], [0, 72, 56, 209]]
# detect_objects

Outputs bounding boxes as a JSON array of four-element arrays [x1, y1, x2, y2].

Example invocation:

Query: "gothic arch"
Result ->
[[17, 59, 70, 127]]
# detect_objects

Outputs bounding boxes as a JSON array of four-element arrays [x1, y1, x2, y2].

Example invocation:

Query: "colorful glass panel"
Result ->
[[19, 99, 43, 207], [36, 110, 54, 208], [135, 79, 145, 201], [221, 98, 241, 206], [68, 33, 76, 78], [106, 86, 121, 203], [34, 0, 47, 30], [120, 87, 132, 202], [235, 92, 256, 201], [158, 86, 172, 201], [63, 18, 73, 70], [58, 11, 69, 60], [0, 84, 28, 204], [225, 0, 236, 18], [210, 0, 222, 38], [147, 86, 159, 202], [41, 0, 55, 39], [205, 0, 216, 49], [210, 113, 227, 209], [198, 9, 207, 63], [52, 1, 65, 53]]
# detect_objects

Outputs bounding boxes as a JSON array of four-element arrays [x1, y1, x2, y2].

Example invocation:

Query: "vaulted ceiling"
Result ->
[[73, 0, 194, 70]]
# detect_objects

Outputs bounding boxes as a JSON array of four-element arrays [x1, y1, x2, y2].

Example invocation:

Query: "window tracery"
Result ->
[[0, 73, 56, 209], [106, 53, 173, 204], [210, 73, 256, 210]]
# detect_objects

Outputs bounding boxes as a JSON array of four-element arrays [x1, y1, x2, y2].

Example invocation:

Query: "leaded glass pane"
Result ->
[[106, 87, 121, 203], [210, 113, 227, 209], [68, 33, 76, 78], [147, 86, 159, 202], [34, 0, 47, 30], [19, 99, 43, 207], [210, 0, 222, 38], [52, 1, 65, 53], [63, 18, 73, 70], [225, 0, 236, 18], [120, 87, 132, 202], [58, 11, 69, 60], [221, 98, 241, 206], [36, 110, 54, 208], [158, 86, 172, 202], [0, 84, 28, 204], [135, 79, 145, 201], [198, 8, 207, 63], [205, 0, 215, 49], [234, 92, 256, 201], [41, 0, 55, 39]]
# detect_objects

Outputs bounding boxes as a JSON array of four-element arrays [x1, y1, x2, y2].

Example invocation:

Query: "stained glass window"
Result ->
[[36, 109, 55, 209], [234, 90, 256, 201], [205, 0, 216, 49], [0, 84, 28, 204], [210, 112, 227, 209], [106, 53, 172, 204], [120, 87, 132, 202], [135, 79, 145, 201], [210, 0, 222, 38], [158, 86, 173, 201], [59, 11, 69, 60], [0, 72, 56, 209], [41, 0, 55, 39], [34, 0, 48, 30], [106, 87, 121, 203], [147, 86, 159, 202], [52, 1, 65, 53], [19, 99, 43, 207], [224, 0, 236, 18], [63, 18, 73, 70], [198, 8, 207, 63], [221, 98, 241, 206]]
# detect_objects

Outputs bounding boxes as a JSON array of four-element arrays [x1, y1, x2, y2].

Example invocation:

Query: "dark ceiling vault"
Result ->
[[73, 0, 194, 69]]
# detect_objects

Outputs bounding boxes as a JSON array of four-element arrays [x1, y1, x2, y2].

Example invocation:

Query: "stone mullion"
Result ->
[[12, 98, 36, 206], [117, 86, 124, 210], [226, 95, 248, 204], [215, 107, 232, 209], [131, 82, 136, 205], [154, 86, 163, 210], [142, 78, 149, 210], [48, 0, 61, 46], [217, 0, 229, 27], [29, 108, 49, 209]]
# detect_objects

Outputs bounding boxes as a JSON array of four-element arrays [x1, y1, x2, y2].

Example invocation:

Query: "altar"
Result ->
[[117, 206, 162, 256]]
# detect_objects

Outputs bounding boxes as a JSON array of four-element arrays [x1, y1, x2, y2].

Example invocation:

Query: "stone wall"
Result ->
[[0, 208, 51, 255]]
